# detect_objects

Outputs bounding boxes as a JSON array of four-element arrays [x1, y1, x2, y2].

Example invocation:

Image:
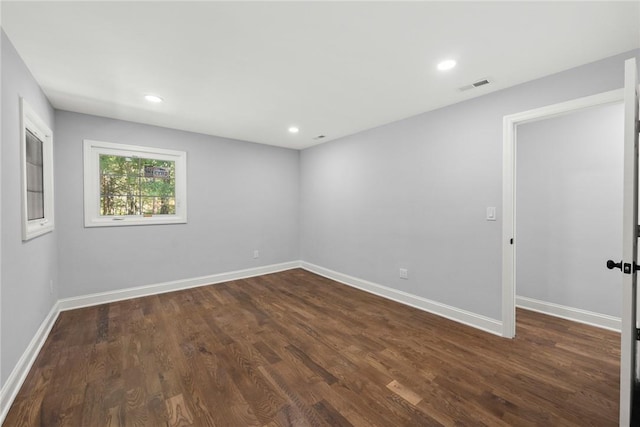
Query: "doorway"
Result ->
[[514, 101, 624, 331], [501, 89, 624, 338]]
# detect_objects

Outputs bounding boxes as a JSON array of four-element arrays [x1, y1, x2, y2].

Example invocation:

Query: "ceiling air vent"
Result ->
[[459, 78, 492, 92]]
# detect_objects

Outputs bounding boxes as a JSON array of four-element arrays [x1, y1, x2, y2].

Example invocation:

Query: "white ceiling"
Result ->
[[2, 1, 639, 149]]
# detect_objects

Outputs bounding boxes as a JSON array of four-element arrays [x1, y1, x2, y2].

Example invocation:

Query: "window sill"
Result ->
[[84, 215, 187, 228], [23, 220, 55, 240]]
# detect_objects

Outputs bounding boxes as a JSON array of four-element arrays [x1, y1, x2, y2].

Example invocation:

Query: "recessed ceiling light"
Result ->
[[144, 94, 163, 103], [437, 59, 457, 71], [288, 127, 299, 134]]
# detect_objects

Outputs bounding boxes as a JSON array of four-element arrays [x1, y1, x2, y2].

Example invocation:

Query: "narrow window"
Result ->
[[21, 99, 54, 240], [26, 129, 45, 219]]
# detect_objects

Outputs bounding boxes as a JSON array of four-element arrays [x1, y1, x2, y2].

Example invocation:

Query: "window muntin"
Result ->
[[84, 140, 187, 227]]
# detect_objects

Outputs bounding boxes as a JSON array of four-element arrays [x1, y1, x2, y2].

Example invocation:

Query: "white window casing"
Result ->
[[83, 139, 187, 227], [21, 98, 55, 240]]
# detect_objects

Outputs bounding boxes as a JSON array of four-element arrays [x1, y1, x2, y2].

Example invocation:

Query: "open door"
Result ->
[[611, 57, 639, 426]]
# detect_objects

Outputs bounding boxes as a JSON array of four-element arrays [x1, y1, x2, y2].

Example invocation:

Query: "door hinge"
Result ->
[[636, 328, 640, 341], [510, 238, 514, 245]]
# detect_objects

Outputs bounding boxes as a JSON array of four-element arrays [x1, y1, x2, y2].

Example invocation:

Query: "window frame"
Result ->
[[83, 139, 187, 227], [21, 98, 55, 241]]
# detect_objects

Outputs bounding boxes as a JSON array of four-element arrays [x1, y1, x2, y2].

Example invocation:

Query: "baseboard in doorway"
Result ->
[[516, 296, 621, 332]]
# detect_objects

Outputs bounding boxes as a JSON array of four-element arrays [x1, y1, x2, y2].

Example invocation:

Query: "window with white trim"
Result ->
[[21, 98, 54, 240], [83, 140, 187, 227]]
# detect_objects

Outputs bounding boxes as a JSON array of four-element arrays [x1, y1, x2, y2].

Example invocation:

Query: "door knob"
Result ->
[[607, 260, 623, 270]]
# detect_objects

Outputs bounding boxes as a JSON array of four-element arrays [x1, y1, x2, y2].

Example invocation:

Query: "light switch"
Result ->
[[486, 207, 497, 221]]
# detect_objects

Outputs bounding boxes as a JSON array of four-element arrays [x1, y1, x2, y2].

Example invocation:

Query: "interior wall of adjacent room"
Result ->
[[516, 102, 623, 317]]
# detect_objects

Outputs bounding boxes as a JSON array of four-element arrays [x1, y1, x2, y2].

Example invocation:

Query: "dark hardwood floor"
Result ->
[[4, 269, 620, 426]]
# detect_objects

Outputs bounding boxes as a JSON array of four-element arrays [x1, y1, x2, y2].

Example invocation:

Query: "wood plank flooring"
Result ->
[[4, 269, 620, 426]]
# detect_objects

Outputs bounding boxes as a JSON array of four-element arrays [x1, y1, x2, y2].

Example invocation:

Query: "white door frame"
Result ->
[[620, 57, 639, 426], [501, 88, 624, 338]]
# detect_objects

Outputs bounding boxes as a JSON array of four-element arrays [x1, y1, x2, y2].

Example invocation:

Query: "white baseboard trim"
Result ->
[[516, 296, 621, 332], [0, 302, 60, 425], [58, 261, 302, 311], [300, 262, 503, 336]]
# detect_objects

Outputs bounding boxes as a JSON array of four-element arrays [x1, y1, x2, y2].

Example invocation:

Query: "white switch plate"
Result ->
[[486, 207, 497, 221]]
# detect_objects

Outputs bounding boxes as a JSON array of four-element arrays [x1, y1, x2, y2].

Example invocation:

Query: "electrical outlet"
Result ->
[[399, 268, 408, 279], [49, 279, 54, 295], [253, 250, 260, 259]]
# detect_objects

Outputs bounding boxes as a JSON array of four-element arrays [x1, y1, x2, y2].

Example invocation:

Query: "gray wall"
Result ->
[[300, 49, 640, 321], [516, 103, 624, 317], [1, 31, 58, 385], [55, 111, 300, 298]]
